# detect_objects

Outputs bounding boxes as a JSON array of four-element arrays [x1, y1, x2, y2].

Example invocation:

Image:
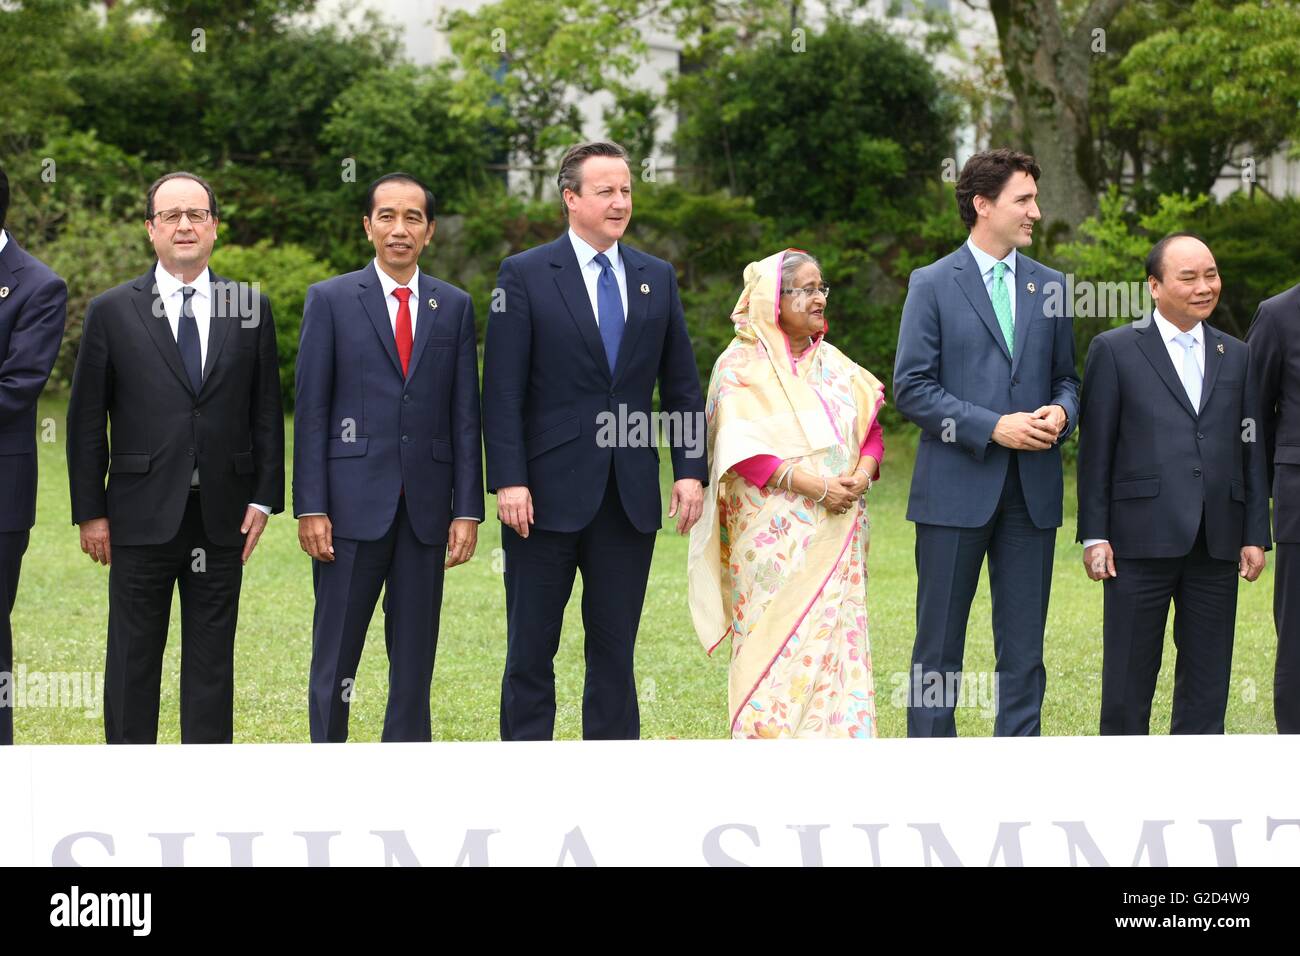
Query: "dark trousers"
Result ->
[[105, 491, 243, 744], [500, 466, 656, 740], [308, 497, 446, 742], [1100, 519, 1238, 735], [0, 530, 30, 746], [1273, 542, 1300, 733], [908, 457, 1055, 737]]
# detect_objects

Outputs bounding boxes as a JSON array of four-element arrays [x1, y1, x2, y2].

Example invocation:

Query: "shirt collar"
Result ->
[[0, 229, 8, 256], [154, 262, 211, 299], [568, 228, 619, 271], [1152, 308, 1203, 346], [966, 236, 1016, 279], [372, 259, 419, 300]]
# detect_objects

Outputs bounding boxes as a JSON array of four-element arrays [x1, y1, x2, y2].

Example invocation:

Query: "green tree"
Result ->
[[1109, 0, 1300, 198], [444, 0, 650, 199], [671, 20, 957, 230]]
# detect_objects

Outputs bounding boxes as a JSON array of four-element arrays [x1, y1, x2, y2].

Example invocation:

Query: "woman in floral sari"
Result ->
[[688, 250, 886, 738]]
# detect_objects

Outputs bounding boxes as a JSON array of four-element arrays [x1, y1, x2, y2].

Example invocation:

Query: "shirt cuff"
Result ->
[[298, 512, 327, 518], [452, 516, 483, 523], [250, 503, 272, 515], [1081, 538, 1108, 549]]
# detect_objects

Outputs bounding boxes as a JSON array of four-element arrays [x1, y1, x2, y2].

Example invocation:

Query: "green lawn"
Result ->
[[10, 397, 1281, 742]]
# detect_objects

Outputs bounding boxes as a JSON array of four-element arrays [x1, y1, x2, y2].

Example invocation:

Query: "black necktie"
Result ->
[[178, 287, 203, 392]]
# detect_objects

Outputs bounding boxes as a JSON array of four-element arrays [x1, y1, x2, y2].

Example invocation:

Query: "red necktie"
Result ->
[[392, 286, 413, 376]]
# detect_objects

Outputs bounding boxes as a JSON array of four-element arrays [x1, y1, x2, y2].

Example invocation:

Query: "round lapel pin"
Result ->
[[428, 298, 438, 309], [640, 283, 650, 295], [1217, 342, 1225, 354], [1026, 282, 1036, 294], [0, 287, 9, 299]]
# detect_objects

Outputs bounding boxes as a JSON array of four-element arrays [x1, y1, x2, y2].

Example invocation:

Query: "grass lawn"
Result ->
[[11, 396, 1280, 742]]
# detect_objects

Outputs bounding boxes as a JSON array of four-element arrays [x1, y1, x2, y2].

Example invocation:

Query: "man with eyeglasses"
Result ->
[[0, 164, 68, 745], [66, 171, 284, 744]]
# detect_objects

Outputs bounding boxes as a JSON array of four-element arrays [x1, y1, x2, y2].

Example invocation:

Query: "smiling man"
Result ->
[[893, 148, 1080, 737], [66, 171, 284, 744], [294, 173, 482, 743], [1077, 233, 1270, 734], [482, 141, 706, 740]]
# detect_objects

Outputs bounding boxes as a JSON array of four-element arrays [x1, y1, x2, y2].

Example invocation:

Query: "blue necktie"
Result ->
[[1174, 331, 1202, 411], [594, 252, 624, 373], [178, 287, 203, 393]]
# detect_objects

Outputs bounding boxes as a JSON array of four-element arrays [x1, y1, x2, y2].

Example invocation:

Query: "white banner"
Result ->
[[2, 737, 1298, 866]]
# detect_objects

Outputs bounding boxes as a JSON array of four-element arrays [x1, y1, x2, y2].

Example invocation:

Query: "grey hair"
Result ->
[[781, 250, 821, 287], [556, 141, 630, 219]]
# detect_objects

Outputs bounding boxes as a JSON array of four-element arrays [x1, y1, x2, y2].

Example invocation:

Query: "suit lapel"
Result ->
[[131, 267, 195, 396], [550, 236, 611, 380], [358, 262, 404, 378], [201, 272, 235, 391], [404, 272, 440, 383], [1136, 323, 1198, 419], [1199, 323, 1224, 413], [953, 245, 1011, 363], [612, 244, 649, 384], [1010, 256, 1037, 378], [0, 238, 23, 306]]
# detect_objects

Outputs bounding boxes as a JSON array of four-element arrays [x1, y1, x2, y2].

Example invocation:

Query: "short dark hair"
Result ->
[[364, 173, 436, 220], [556, 141, 630, 219], [1145, 232, 1212, 282], [955, 148, 1042, 229], [0, 164, 9, 233], [146, 171, 219, 221]]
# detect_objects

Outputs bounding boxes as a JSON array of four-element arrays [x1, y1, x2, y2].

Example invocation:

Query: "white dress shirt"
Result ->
[[568, 228, 628, 324], [373, 258, 420, 338], [153, 263, 270, 516], [1082, 309, 1205, 550], [966, 236, 1017, 323], [0, 228, 9, 256]]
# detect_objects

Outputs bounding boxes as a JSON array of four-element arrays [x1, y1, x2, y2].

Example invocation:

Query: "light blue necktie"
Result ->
[[594, 252, 624, 373], [1174, 331, 1202, 411]]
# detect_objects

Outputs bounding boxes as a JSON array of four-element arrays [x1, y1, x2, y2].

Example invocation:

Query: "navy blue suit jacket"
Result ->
[[0, 234, 66, 533], [482, 234, 706, 534], [893, 243, 1080, 529], [293, 263, 484, 546], [1077, 320, 1271, 561]]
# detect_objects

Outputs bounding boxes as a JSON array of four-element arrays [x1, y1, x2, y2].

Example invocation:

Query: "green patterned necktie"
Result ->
[[991, 261, 1014, 356]]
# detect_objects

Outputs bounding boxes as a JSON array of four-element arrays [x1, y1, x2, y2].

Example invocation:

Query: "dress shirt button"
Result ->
[[1193, 467, 1202, 477]]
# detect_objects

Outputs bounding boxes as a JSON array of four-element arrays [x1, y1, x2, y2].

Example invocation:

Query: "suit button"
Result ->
[[401, 435, 410, 443], [1193, 467, 1202, 477], [403, 394, 411, 404], [187, 448, 195, 456], [193, 409, 200, 417], [1011, 379, 1019, 386], [1197, 432, 1205, 440]]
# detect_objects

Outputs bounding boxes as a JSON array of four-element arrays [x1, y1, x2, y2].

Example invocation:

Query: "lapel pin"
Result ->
[[1217, 342, 1225, 354], [428, 297, 438, 310], [640, 283, 650, 295], [1026, 282, 1036, 294], [0, 287, 9, 298]]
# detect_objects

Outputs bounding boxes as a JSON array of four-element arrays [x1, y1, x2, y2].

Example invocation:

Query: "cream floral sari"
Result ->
[[688, 250, 885, 738]]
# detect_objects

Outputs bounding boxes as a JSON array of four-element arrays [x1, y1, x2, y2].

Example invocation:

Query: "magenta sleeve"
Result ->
[[732, 454, 783, 487], [860, 418, 884, 473]]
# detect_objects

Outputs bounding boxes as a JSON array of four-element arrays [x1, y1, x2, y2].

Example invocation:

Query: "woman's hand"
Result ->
[[820, 477, 858, 514]]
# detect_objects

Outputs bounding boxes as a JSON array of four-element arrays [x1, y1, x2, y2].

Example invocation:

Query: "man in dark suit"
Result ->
[[0, 164, 68, 745], [894, 149, 1080, 737], [1078, 233, 1270, 735], [295, 173, 483, 743], [1244, 281, 1300, 731], [66, 171, 284, 744], [483, 141, 707, 740]]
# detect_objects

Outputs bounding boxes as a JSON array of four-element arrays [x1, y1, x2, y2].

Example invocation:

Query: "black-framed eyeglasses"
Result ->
[[781, 284, 830, 300], [153, 208, 212, 225]]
